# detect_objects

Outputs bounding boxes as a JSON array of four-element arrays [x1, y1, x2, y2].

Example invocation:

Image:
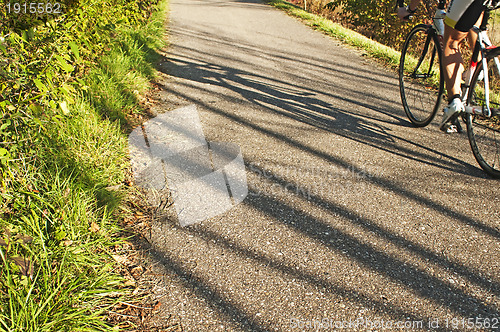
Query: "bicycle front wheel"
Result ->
[[399, 24, 444, 127], [466, 57, 500, 178]]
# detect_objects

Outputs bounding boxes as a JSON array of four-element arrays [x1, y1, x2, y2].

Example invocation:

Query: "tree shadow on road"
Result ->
[[133, 12, 500, 330]]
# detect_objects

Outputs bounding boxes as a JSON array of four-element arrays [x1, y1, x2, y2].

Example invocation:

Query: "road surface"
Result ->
[[137, 0, 500, 330]]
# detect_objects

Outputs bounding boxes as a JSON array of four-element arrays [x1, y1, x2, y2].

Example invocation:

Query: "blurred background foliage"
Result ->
[[287, 0, 440, 47]]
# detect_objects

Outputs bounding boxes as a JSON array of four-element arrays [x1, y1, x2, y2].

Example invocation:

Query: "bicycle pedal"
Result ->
[[452, 117, 463, 133], [442, 120, 463, 133], [444, 124, 460, 133]]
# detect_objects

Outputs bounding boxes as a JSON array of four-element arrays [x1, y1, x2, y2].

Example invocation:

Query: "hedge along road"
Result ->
[[139, 0, 500, 330]]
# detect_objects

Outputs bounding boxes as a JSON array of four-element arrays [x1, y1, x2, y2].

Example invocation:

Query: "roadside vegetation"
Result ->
[[269, 0, 430, 47], [0, 0, 167, 330], [269, 0, 500, 68], [275, 0, 417, 46], [1, 0, 498, 329], [270, 0, 403, 66], [269, 0, 406, 70]]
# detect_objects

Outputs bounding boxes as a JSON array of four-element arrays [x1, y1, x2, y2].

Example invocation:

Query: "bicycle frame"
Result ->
[[398, 0, 500, 177], [397, 0, 446, 82], [462, 10, 500, 118]]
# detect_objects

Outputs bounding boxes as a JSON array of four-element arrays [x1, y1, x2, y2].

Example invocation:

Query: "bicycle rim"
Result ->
[[399, 25, 444, 127], [466, 58, 500, 178]]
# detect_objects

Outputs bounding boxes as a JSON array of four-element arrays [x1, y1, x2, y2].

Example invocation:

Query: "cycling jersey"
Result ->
[[445, 0, 485, 32]]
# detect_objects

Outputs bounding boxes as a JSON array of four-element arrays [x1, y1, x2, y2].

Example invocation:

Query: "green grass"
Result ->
[[0, 0, 168, 330]]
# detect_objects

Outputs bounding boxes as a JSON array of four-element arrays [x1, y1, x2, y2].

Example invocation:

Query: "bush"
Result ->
[[287, 0, 437, 48], [0, 0, 164, 329]]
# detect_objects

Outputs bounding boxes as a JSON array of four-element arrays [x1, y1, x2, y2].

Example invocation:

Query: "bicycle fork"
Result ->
[[411, 29, 438, 79]]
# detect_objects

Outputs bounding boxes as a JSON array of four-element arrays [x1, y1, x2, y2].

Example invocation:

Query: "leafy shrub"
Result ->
[[0, 0, 164, 329], [287, 0, 437, 48]]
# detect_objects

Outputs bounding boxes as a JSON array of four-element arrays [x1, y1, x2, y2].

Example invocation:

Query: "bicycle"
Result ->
[[398, 0, 500, 178]]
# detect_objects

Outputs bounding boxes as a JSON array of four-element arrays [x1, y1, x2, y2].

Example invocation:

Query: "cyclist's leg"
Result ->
[[440, 26, 468, 131], [443, 0, 484, 98], [443, 26, 468, 99], [440, 0, 485, 131], [465, 13, 483, 49]]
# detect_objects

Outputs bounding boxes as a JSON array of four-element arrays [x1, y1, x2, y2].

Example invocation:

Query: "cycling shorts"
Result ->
[[444, 0, 485, 32]]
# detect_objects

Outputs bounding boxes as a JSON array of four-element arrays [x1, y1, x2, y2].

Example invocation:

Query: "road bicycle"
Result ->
[[398, 0, 500, 178]]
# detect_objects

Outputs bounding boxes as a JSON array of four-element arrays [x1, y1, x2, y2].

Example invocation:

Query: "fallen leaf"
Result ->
[[60, 101, 70, 115], [15, 234, 33, 244], [153, 301, 161, 311], [61, 240, 73, 246], [11, 256, 34, 278], [124, 279, 136, 287], [131, 265, 143, 278], [89, 221, 100, 233], [111, 254, 129, 265], [136, 222, 150, 229], [3, 229, 11, 239]]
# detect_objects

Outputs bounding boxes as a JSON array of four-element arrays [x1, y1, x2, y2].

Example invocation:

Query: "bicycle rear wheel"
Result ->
[[399, 24, 444, 127], [466, 57, 500, 178]]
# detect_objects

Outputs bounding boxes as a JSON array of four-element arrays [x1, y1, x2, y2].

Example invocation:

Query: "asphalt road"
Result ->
[[140, 0, 500, 330]]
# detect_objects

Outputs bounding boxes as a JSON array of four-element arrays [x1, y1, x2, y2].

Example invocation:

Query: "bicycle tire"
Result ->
[[466, 57, 500, 178], [399, 24, 444, 127]]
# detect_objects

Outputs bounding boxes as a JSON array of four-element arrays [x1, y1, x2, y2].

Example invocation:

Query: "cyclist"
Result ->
[[398, 0, 486, 132]]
